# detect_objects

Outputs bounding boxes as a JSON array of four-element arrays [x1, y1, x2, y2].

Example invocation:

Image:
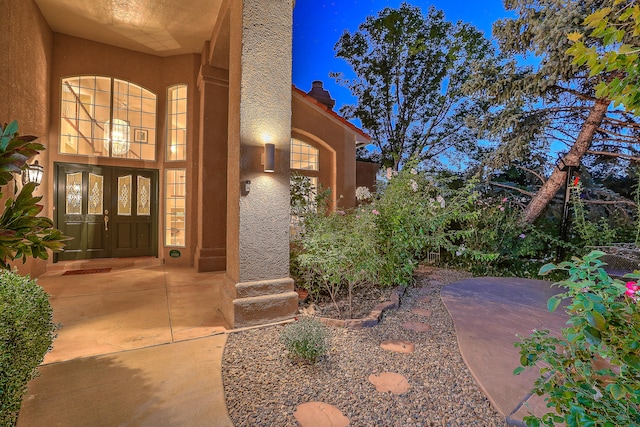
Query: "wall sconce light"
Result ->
[[22, 160, 44, 186], [264, 143, 275, 173], [241, 180, 251, 195]]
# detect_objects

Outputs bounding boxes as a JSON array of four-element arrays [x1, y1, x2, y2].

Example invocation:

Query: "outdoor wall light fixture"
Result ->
[[264, 143, 275, 173], [22, 160, 44, 186], [241, 180, 251, 195]]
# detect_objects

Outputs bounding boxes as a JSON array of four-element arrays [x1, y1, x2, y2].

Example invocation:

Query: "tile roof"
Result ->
[[292, 85, 371, 145]]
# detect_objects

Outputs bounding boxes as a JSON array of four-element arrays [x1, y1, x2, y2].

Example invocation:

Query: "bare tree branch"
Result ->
[[586, 150, 640, 162], [488, 181, 535, 196]]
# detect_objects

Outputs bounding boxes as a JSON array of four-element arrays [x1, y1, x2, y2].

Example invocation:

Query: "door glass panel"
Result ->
[[66, 172, 83, 214], [137, 176, 151, 216], [88, 173, 104, 215], [118, 175, 132, 216]]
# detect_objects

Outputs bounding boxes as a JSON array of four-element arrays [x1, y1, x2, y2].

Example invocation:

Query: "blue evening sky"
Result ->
[[292, 0, 514, 113]]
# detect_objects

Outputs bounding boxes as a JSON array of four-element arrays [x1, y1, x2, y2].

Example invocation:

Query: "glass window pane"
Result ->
[[88, 173, 104, 215], [166, 85, 187, 161], [118, 175, 132, 216], [60, 76, 156, 160], [137, 176, 151, 216], [290, 139, 319, 171], [66, 172, 83, 214], [165, 169, 186, 247]]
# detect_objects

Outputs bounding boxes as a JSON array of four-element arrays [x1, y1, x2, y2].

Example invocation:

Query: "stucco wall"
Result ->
[[291, 92, 358, 208], [1, 0, 53, 277], [356, 160, 380, 194], [236, 0, 293, 283], [225, 0, 297, 327]]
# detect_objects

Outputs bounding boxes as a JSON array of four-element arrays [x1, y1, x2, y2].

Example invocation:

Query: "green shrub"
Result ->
[[514, 251, 640, 426], [297, 206, 381, 318], [0, 270, 56, 426], [280, 317, 330, 364]]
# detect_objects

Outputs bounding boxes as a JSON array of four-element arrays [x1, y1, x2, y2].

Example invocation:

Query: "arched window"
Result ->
[[290, 138, 319, 171], [60, 76, 157, 160]]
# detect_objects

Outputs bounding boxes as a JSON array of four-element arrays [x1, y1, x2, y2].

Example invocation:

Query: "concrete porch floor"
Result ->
[[17, 260, 234, 426]]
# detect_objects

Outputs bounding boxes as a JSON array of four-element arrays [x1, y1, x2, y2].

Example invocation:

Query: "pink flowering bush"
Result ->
[[514, 251, 640, 426]]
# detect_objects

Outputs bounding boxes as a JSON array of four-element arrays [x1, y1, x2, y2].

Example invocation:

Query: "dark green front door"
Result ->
[[54, 163, 158, 261]]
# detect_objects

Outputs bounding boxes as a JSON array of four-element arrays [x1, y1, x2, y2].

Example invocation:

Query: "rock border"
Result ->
[[308, 286, 405, 328]]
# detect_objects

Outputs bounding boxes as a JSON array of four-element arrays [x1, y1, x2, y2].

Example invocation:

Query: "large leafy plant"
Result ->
[[0, 121, 67, 268], [514, 251, 640, 426]]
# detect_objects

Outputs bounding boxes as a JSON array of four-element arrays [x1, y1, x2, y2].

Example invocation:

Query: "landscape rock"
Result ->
[[294, 402, 350, 427], [380, 340, 415, 353], [410, 308, 432, 317], [402, 321, 431, 332], [368, 372, 411, 394]]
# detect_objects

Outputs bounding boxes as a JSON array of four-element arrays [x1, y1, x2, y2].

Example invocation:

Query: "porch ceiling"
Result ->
[[34, 0, 224, 57]]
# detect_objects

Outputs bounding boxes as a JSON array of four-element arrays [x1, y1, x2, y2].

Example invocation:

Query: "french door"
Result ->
[[54, 163, 158, 261]]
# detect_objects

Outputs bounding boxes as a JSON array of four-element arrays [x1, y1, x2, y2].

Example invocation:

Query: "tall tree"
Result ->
[[333, 3, 492, 171], [466, 0, 640, 224]]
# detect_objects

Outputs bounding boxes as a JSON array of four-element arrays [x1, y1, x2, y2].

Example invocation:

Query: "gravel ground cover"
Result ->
[[222, 269, 507, 426]]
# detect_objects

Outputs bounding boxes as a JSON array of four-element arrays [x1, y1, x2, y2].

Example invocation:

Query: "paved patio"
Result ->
[[17, 261, 233, 426]]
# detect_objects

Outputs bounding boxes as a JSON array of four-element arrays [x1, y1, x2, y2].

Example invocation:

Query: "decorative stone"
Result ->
[[294, 402, 350, 427], [429, 280, 444, 287], [411, 308, 432, 317], [402, 321, 431, 332], [380, 340, 415, 353], [374, 301, 395, 311], [368, 372, 411, 394], [417, 296, 431, 303]]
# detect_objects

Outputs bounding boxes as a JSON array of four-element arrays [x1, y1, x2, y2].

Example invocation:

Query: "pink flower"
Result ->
[[625, 282, 639, 301], [499, 206, 505, 211], [372, 209, 380, 215], [502, 197, 508, 202], [337, 210, 346, 215], [519, 234, 526, 239]]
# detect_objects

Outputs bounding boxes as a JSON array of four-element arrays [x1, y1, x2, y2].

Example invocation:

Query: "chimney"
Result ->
[[306, 80, 336, 110]]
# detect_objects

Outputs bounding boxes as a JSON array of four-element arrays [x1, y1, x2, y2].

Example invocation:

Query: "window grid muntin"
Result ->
[[59, 76, 157, 160], [165, 169, 186, 247], [290, 139, 319, 171], [166, 85, 187, 161]]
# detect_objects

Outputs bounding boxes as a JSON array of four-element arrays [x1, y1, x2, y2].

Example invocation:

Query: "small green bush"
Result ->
[[0, 270, 56, 426], [280, 317, 330, 364]]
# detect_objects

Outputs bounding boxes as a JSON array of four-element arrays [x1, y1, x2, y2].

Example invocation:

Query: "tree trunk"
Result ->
[[522, 99, 610, 224]]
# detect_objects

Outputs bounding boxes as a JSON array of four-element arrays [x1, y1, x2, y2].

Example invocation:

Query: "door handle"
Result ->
[[104, 209, 109, 231]]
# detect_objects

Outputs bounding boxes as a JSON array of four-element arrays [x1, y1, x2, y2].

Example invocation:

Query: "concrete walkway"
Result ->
[[17, 261, 233, 427], [441, 277, 568, 427]]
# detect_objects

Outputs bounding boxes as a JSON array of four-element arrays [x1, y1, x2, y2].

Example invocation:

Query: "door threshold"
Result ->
[[45, 257, 162, 275]]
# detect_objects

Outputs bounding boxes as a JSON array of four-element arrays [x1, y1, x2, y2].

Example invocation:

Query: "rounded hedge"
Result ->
[[0, 270, 56, 426]]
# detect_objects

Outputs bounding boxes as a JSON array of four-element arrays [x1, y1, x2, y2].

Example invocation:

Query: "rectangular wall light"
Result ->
[[264, 143, 275, 172]]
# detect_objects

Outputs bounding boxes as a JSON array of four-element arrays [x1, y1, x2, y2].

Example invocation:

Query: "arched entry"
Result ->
[[54, 162, 159, 261]]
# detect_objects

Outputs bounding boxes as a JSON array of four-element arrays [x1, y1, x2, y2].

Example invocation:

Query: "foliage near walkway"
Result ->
[[515, 252, 640, 427], [0, 270, 56, 426]]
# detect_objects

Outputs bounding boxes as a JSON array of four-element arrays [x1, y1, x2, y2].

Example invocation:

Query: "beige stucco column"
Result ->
[[195, 64, 228, 272], [223, 0, 297, 327]]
